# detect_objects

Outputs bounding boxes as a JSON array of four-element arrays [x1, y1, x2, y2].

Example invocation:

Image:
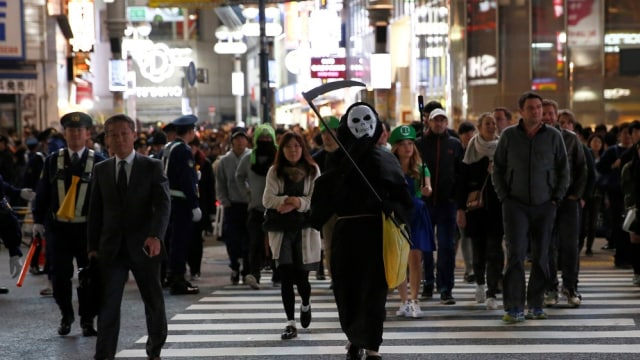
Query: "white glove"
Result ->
[[192, 207, 202, 222], [20, 188, 35, 201], [33, 223, 45, 237], [10, 256, 22, 278]]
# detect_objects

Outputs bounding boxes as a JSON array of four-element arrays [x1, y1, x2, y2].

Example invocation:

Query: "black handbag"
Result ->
[[262, 208, 310, 232]]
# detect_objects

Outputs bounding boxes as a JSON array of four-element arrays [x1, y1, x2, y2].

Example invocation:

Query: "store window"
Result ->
[[605, 0, 640, 77], [531, 0, 566, 91]]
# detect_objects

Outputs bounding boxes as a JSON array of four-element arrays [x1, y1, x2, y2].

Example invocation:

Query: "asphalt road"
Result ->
[[1, 235, 639, 360]]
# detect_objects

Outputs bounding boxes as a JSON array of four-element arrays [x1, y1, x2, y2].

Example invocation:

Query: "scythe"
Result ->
[[302, 80, 384, 205], [302, 80, 411, 246]]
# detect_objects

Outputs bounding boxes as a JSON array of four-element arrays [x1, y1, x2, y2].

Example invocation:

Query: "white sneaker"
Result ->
[[475, 284, 486, 303], [409, 300, 423, 318], [562, 287, 581, 307], [543, 290, 558, 307], [486, 297, 498, 310], [395, 301, 411, 317], [244, 274, 260, 290]]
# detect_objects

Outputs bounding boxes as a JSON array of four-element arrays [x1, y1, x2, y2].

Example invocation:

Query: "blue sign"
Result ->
[[186, 61, 197, 87], [0, 0, 25, 61]]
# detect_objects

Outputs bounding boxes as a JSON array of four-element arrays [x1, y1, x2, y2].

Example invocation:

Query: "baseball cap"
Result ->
[[428, 108, 448, 121], [388, 125, 416, 145], [319, 116, 340, 132]]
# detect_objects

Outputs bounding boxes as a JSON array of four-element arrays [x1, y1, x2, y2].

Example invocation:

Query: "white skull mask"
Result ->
[[347, 104, 377, 139]]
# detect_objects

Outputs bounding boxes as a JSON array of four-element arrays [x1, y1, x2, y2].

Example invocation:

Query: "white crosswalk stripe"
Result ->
[[116, 269, 640, 359]]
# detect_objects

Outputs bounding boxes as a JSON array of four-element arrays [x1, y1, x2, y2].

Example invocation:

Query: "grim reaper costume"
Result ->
[[311, 102, 413, 359]]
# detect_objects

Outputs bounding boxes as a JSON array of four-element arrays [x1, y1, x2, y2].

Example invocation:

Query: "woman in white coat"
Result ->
[[262, 131, 321, 340]]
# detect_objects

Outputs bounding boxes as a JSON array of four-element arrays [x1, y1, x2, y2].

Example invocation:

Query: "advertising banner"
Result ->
[[0, 0, 25, 60], [466, 0, 498, 86], [568, 0, 600, 47]]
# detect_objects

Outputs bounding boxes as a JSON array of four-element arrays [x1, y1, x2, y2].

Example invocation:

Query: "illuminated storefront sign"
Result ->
[[0, 78, 36, 94], [68, 0, 96, 52], [604, 33, 640, 53], [0, 0, 25, 60], [310, 57, 346, 79], [123, 40, 193, 98]]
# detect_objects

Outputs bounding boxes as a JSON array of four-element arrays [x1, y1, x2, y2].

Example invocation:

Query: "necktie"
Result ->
[[117, 160, 127, 195], [71, 152, 79, 165]]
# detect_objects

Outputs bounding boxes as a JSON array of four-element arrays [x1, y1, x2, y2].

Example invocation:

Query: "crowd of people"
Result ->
[[0, 89, 639, 359]]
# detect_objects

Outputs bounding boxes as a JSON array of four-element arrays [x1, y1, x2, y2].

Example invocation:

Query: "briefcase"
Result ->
[[77, 258, 101, 318]]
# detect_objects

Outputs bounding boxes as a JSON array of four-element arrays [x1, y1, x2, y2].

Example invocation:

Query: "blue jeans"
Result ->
[[422, 201, 457, 294]]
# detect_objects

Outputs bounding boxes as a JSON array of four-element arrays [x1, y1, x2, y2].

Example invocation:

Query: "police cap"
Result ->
[[60, 112, 93, 129], [171, 114, 198, 127]]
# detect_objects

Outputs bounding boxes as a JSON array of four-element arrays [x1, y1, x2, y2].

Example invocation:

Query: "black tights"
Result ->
[[279, 264, 310, 321]]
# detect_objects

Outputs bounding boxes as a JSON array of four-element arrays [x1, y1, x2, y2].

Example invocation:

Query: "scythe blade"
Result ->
[[301, 80, 366, 103]]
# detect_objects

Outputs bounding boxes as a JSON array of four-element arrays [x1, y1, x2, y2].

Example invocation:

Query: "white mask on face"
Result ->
[[347, 104, 377, 139]]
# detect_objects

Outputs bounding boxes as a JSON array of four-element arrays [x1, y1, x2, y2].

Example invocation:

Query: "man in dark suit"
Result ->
[[87, 114, 171, 360]]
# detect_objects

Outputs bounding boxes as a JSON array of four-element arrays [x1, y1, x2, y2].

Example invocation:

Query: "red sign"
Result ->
[[567, 0, 594, 26], [310, 57, 347, 79]]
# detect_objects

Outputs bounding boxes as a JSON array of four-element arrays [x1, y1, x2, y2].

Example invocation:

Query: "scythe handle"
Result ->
[[304, 88, 383, 205]]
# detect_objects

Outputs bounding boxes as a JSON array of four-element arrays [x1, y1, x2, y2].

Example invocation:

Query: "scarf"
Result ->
[[251, 141, 277, 176], [463, 133, 499, 165]]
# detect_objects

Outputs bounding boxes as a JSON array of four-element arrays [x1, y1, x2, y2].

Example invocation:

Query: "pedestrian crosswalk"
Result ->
[[117, 269, 640, 359]]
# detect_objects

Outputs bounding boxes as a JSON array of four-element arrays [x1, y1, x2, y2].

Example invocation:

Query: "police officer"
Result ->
[[162, 115, 201, 295], [32, 112, 106, 336]]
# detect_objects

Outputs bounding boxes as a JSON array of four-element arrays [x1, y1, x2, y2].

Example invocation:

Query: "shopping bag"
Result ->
[[382, 212, 411, 289]]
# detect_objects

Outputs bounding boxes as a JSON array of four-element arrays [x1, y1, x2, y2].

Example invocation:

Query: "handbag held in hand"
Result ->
[[382, 212, 411, 289], [466, 175, 489, 212]]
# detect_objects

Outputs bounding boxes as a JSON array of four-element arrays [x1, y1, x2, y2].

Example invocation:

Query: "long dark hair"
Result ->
[[272, 131, 317, 178]]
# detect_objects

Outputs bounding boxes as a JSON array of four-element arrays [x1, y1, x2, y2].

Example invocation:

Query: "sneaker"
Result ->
[[562, 288, 581, 307], [395, 301, 411, 317], [440, 292, 456, 305], [525, 307, 548, 320], [421, 283, 434, 299], [486, 297, 498, 310], [300, 304, 311, 328], [543, 290, 558, 307], [190, 274, 200, 281], [633, 274, 640, 286], [464, 273, 476, 283], [409, 300, 423, 318], [502, 310, 525, 323], [230, 270, 240, 285], [244, 274, 260, 290], [475, 284, 486, 303]]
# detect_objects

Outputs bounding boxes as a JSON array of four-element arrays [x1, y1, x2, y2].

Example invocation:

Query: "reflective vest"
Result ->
[[54, 148, 95, 222]]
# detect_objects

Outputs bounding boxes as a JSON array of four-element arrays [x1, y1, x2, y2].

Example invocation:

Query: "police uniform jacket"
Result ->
[[32, 148, 106, 224], [164, 138, 199, 210]]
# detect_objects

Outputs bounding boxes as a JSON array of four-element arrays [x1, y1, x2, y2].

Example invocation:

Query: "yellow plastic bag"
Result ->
[[382, 212, 411, 289]]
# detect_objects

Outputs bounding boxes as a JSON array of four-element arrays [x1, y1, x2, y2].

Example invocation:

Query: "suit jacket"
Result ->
[[87, 154, 170, 265]]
